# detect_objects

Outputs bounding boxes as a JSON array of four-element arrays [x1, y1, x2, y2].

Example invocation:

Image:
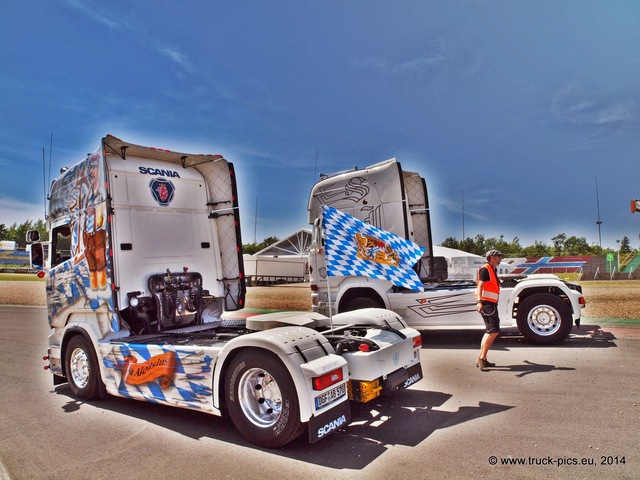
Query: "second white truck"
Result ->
[[29, 136, 423, 448], [308, 159, 586, 344]]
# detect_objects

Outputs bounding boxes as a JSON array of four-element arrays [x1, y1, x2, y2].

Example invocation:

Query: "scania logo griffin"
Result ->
[[317, 414, 347, 438], [138, 166, 181, 178], [149, 178, 175, 206]]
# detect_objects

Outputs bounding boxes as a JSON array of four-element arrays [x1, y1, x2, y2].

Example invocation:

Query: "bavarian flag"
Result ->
[[322, 205, 425, 292]]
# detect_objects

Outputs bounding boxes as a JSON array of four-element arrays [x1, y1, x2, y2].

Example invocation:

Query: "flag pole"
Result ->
[[325, 272, 333, 331], [322, 205, 334, 330]]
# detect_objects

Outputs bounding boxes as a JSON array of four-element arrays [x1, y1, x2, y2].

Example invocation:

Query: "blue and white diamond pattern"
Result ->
[[322, 205, 425, 292]]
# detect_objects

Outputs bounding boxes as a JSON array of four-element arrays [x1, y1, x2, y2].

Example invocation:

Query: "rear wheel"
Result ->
[[516, 293, 573, 344], [64, 335, 101, 400], [224, 350, 305, 448]]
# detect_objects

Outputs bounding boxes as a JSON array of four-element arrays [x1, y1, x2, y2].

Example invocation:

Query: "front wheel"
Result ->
[[516, 293, 573, 344], [224, 350, 305, 448], [341, 295, 383, 312], [64, 335, 102, 400]]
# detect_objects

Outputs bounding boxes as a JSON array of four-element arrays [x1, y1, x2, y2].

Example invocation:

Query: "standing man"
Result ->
[[476, 249, 503, 371]]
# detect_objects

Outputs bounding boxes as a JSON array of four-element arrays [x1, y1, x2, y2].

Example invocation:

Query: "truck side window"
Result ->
[[52, 225, 72, 266]]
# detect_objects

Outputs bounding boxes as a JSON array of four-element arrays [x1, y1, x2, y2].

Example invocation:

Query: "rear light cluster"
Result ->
[[312, 368, 343, 391], [413, 335, 422, 349]]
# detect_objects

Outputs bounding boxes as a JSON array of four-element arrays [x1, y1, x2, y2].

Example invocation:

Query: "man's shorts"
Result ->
[[480, 301, 501, 334]]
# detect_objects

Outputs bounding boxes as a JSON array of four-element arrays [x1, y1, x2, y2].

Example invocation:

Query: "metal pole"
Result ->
[[595, 177, 602, 249], [461, 189, 465, 240]]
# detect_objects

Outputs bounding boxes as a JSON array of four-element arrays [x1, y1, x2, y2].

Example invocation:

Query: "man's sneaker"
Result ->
[[476, 358, 488, 371]]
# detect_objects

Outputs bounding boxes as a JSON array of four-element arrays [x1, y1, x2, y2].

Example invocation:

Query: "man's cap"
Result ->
[[485, 249, 503, 260]]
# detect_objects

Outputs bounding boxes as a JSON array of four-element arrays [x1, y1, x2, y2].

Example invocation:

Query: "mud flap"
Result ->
[[398, 362, 423, 390], [308, 399, 352, 443]]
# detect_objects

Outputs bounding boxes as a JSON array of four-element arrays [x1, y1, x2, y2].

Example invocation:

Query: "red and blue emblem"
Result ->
[[149, 178, 175, 206]]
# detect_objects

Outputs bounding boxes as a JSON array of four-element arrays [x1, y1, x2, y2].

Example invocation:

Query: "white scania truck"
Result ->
[[308, 159, 586, 345], [28, 135, 423, 448]]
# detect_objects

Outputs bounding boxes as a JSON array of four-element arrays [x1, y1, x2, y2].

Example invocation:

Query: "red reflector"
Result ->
[[358, 343, 370, 352], [310, 284, 318, 291], [413, 335, 422, 348], [312, 368, 343, 390], [37, 271, 45, 279]]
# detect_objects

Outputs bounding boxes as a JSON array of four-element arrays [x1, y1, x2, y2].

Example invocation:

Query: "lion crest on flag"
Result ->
[[355, 232, 399, 266]]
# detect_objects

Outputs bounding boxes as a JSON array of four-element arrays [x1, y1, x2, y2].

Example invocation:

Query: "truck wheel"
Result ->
[[516, 293, 573, 344], [342, 296, 383, 312], [224, 350, 305, 448], [64, 335, 101, 400]]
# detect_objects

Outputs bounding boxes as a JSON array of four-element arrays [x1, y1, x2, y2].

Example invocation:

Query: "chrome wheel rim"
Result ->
[[527, 305, 561, 337], [69, 347, 90, 388], [238, 368, 283, 428]]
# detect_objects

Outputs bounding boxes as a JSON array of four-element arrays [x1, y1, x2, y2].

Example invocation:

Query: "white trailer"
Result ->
[[28, 136, 422, 448], [0, 240, 17, 250], [243, 254, 307, 284], [308, 159, 586, 344]]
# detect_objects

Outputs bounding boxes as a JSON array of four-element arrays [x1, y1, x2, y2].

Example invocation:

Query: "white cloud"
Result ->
[[157, 47, 194, 73], [396, 53, 447, 73], [551, 83, 637, 128], [65, 0, 128, 30], [0, 197, 45, 227], [354, 44, 449, 75]]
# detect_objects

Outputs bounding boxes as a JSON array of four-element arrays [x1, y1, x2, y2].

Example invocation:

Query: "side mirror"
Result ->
[[29, 243, 44, 269], [26, 229, 40, 243]]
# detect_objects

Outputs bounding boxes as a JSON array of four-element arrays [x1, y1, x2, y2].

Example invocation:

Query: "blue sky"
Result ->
[[1, 0, 639, 250]]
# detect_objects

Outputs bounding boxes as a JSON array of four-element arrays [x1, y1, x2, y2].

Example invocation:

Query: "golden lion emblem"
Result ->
[[355, 233, 399, 266]]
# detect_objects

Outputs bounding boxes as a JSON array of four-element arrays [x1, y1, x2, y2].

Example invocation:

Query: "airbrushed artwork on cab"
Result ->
[[101, 343, 215, 409], [46, 147, 118, 333]]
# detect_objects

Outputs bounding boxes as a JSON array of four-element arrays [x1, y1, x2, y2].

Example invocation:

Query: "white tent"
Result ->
[[243, 229, 311, 284], [433, 246, 515, 280]]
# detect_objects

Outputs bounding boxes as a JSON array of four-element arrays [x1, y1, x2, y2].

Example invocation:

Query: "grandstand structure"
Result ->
[[0, 248, 31, 273]]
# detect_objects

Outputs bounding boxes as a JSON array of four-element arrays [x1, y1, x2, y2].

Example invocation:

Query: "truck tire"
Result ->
[[342, 295, 383, 312], [516, 293, 573, 345], [224, 350, 305, 448], [64, 335, 102, 400]]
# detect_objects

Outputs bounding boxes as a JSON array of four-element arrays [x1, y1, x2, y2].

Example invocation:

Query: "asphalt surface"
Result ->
[[0, 306, 638, 480]]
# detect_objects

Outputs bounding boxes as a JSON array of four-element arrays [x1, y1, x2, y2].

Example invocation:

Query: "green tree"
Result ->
[[521, 241, 551, 257], [563, 236, 592, 255], [619, 236, 632, 254], [441, 236, 459, 250], [551, 233, 567, 256], [3, 219, 47, 249], [485, 235, 521, 257], [243, 236, 280, 255]]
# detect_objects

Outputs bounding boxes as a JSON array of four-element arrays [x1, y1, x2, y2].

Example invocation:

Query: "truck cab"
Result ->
[[29, 136, 423, 448], [308, 159, 585, 344]]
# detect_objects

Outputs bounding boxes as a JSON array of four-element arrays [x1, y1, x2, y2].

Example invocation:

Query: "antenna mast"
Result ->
[[42, 147, 47, 218], [42, 133, 53, 220]]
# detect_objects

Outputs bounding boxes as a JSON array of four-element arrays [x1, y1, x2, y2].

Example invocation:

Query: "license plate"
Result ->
[[315, 383, 346, 410]]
